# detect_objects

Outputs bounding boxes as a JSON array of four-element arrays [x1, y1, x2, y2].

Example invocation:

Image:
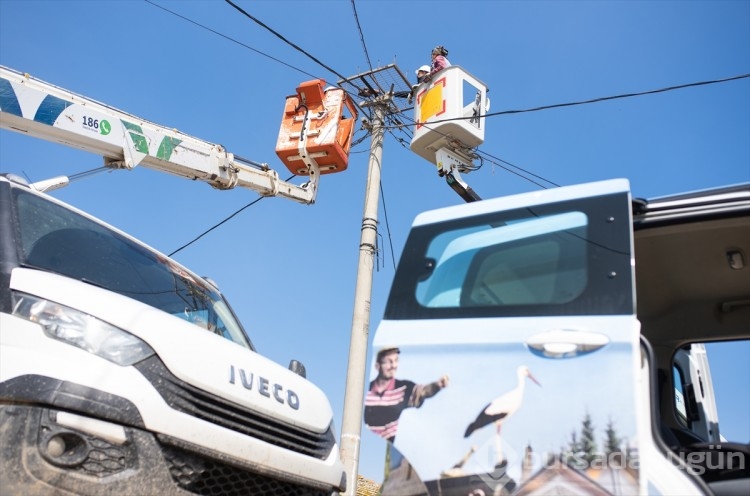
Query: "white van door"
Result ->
[[366, 179, 702, 495]]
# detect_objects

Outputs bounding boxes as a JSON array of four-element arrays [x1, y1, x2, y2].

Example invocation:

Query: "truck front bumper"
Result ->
[[0, 404, 336, 496]]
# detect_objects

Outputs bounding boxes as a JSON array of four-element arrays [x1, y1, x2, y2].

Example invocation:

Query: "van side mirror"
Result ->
[[288, 359, 306, 378]]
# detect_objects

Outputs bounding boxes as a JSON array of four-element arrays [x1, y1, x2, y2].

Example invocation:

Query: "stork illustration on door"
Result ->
[[464, 365, 542, 466]]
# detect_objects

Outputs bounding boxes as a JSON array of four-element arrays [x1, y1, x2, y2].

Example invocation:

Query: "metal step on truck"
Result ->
[[0, 66, 358, 495]]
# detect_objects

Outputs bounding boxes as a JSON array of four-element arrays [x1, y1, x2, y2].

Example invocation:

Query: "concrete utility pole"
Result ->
[[339, 94, 388, 496]]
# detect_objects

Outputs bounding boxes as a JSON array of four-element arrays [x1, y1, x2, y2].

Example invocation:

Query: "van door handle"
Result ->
[[526, 329, 610, 359]]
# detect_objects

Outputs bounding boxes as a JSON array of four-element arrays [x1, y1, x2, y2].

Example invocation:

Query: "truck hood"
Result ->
[[10, 268, 334, 433]]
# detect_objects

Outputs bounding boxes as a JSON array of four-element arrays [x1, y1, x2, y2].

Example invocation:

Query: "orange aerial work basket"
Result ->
[[276, 79, 358, 176]]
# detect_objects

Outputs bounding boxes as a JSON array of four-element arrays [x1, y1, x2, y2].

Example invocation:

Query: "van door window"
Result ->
[[386, 192, 633, 320], [416, 212, 588, 308]]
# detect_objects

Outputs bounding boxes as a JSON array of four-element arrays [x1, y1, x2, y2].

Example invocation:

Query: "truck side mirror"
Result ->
[[289, 359, 307, 378]]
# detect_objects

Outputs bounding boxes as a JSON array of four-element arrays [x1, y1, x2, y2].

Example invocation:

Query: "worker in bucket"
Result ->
[[421, 46, 450, 84], [429, 45, 450, 76], [408, 65, 432, 104]]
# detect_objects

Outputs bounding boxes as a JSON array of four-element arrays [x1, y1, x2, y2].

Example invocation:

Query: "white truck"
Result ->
[[0, 66, 356, 495]]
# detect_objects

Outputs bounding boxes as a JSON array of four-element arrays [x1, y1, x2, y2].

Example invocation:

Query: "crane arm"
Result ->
[[435, 148, 482, 203], [0, 66, 318, 204]]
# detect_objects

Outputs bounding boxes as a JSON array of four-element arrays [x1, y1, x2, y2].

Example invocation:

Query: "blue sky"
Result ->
[[1, 0, 748, 483]]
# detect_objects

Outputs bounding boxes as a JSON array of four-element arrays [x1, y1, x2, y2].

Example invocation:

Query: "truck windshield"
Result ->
[[13, 188, 253, 350]]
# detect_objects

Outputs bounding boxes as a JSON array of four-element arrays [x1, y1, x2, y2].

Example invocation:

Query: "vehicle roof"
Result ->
[[633, 182, 750, 227], [633, 183, 750, 349]]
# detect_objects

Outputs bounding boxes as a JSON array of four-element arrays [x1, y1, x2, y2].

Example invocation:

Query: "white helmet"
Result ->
[[415, 65, 430, 75]]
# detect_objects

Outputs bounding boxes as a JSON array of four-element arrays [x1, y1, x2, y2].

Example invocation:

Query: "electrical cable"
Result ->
[[169, 175, 296, 256], [144, 0, 320, 80], [347, 0, 396, 268], [144, 0, 372, 121], [350, 0, 374, 72], [379, 181, 397, 272], [388, 100, 555, 187], [384, 72, 750, 188], [477, 151, 559, 189], [152, 0, 369, 118], [224, 0, 354, 85], [169, 194, 265, 257], [220, 0, 375, 119], [489, 72, 750, 116], [388, 73, 750, 128]]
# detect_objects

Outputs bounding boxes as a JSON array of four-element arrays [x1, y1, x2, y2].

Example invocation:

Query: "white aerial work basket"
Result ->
[[410, 65, 490, 167]]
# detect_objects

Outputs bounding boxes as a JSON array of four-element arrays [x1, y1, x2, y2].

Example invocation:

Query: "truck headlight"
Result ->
[[11, 292, 155, 366]]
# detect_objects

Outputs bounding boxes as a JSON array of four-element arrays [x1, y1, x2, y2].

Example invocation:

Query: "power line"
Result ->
[[350, 0, 374, 72], [394, 73, 750, 128], [389, 108, 560, 188], [144, 0, 319, 80], [145, 0, 373, 121], [358, 71, 749, 191], [392, 106, 559, 188], [477, 150, 560, 189], [169, 194, 267, 257], [221, 0, 374, 123], [380, 72, 749, 190], [168, 171, 306, 256], [224, 0, 353, 85], [379, 180, 397, 271], [492, 73, 750, 116]]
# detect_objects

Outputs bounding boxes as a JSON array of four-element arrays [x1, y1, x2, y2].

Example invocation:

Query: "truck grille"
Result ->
[[161, 443, 328, 496], [135, 356, 335, 460]]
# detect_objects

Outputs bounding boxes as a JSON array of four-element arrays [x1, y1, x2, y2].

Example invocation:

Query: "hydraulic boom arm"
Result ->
[[0, 66, 320, 204]]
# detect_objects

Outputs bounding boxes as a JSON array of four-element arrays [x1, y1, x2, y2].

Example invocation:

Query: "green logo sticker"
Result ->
[[100, 119, 111, 135]]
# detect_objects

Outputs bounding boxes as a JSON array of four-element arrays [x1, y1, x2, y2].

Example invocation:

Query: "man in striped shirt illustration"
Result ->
[[364, 346, 450, 442]]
